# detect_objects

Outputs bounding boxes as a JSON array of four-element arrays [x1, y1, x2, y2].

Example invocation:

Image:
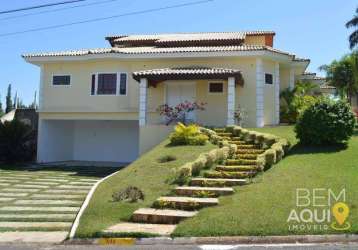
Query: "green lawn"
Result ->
[[75, 139, 216, 238], [173, 126, 358, 236]]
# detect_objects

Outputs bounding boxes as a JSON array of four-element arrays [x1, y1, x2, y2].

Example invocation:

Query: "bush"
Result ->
[[157, 155, 177, 163], [295, 99, 356, 145], [0, 119, 36, 163], [170, 123, 208, 146], [112, 186, 144, 203]]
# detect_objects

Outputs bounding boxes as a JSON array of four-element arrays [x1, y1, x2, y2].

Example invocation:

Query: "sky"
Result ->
[[0, 0, 356, 105]]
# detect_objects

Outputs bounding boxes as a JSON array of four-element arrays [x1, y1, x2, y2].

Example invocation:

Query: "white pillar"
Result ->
[[256, 58, 264, 127], [39, 65, 44, 111], [227, 77, 236, 126], [139, 78, 148, 126], [274, 62, 280, 125], [289, 68, 295, 90]]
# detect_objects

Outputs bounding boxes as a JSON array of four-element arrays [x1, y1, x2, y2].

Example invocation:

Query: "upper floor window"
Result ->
[[209, 82, 224, 93], [91, 73, 127, 96], [53, 75, 71, 86], [265, 73, 273, 85]]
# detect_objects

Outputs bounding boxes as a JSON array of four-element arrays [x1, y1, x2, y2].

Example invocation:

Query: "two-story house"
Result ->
[[23, 31, 309, 164]]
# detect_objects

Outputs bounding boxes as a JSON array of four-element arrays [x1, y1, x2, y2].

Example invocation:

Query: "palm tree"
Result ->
[[346, 7, 358, 49]]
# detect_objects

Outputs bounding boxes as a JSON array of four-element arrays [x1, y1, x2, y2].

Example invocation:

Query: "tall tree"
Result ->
[[346, 7, 358, 49], [0, 94, 3, 116], [319, 53, 358, 104], [5, 84, 13, 113]]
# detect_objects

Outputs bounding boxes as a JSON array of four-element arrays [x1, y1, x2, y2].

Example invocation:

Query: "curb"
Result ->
[[67, 234, 358, 245], [68, 169, 123, 239]]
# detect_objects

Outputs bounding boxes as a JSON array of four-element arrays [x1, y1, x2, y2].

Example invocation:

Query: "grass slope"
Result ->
[[173, 126, 358, 236], [75, 139, 215, 238]]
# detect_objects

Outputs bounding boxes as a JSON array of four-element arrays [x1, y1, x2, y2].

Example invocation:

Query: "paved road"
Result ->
[[0, 243, 358, 250]]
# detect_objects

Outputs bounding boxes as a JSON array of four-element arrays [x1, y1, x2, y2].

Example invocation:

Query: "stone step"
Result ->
[[216, 132, 232, 137], [213, 128, 225, 133], [30, 194, 84, 199], [203, 170, 254, 179], [0, 222, 71, 229], [132, 208, 197, 224], [230, 137, 243, 141], [190, 177, 247, 187], [226, 159, 258, 166], [0, 198, 16, 202], [228, 141, 248, 145], [104, 222, 176, 236], [175, 186, 234, 197], [0, 193, 29, 197], [154, 196, 218, 210], [215, 165, 258, 172], [236, 145, 261, 149], [44, 189, 88, 194], [2, 188, 40, 193], [13, 184, 49, 189], [57, 185, 91, 190], [236, 149, 265, 154], [236, 154, 258, 160]]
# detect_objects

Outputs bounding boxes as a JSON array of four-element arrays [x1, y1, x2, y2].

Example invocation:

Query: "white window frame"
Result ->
[[90, 72, 128, 96], [264, 72, 274, 86], [208, 81, 224, 95], [52, 74, 72, 87]]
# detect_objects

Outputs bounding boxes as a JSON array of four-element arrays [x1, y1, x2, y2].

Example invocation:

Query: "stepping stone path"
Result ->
[[0, 166, 119, 240], [108, 128, 266, 236]]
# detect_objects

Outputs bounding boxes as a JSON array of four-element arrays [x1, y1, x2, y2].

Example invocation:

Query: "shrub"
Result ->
[[295, 99, 356, 145], [157, 155, 177, 163], [171, 164, 192, 185], [170, 123, 208, 146], [0, 119, 36, 163], [112, 186, 144, 203]]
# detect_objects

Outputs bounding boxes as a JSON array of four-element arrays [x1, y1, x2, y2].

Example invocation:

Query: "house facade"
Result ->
[[23, 31, 309, 164]]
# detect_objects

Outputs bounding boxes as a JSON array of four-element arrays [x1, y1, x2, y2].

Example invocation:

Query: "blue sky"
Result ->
[[0, 0, 356, 105]]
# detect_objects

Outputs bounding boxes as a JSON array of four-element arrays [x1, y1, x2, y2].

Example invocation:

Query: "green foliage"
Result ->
[[5, 84, 13, 114], [170, 123, 208, 146], [112, 186, 144, 203], [0, 119, 36, 163], [319, 53, 358, 102], [295, 99, 356, 145], [157, 154, 177, 163], [192, 190, 217, 198], [153, 199, 201, 211]]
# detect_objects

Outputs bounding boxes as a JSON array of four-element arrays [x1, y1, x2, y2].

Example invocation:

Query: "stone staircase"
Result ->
[[129, 128, 263, 228]]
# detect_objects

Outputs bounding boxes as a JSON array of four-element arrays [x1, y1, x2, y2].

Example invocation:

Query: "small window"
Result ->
[[97, 73, 117, 95], [209, 82, 224, 93], [119, 73, 127, 95], [265, 73, 273, 85], [53, 75, 70, 86]]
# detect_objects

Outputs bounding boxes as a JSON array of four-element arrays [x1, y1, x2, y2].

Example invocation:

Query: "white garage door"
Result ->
[[38, 120, 139, 163]]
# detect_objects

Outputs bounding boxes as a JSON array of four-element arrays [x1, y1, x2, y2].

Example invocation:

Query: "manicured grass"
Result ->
[[173, 126, 358, 236], [75, 139, 216, 238]]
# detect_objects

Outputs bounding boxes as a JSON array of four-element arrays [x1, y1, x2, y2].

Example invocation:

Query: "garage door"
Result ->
[[38, 120, 139, 163]]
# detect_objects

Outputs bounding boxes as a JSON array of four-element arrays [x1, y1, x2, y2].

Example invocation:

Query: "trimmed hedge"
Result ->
[[174, 126, 290, 184]]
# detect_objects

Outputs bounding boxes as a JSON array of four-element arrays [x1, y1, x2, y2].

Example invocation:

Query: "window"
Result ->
[[209, 82, 224, 93], [53, 75, 71, 86], [265, 73, 273, 85], [90, 73, 127, 96], [119, 73, 127, 95], [97, 73, 117, 95]]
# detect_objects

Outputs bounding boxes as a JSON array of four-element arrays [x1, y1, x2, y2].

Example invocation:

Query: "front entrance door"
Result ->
[[166, 81, 197, 122]]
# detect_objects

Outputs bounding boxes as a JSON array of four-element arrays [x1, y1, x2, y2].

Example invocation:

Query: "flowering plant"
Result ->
[[157, 101, 206, 125], [234, 106, 247, 126]]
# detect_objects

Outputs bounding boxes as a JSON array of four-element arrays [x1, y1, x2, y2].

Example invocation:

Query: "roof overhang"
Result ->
[[132, 67, 244, 87]]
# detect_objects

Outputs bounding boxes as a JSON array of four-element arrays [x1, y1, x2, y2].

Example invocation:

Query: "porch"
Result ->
[[132, 66, 244, 127]]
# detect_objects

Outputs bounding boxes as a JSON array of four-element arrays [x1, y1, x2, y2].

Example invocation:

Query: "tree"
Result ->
[[319, 53, 358, 104], [0, 94, 3, 116], [346, 7, 358, 49], [5, 84, 13, 113]]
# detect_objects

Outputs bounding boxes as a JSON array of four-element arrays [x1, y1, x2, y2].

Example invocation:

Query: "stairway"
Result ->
[[130, 128, 264, 225]]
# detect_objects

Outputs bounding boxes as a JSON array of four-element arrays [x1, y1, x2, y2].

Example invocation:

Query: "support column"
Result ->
[[227, 77, 236, 126], [139, 78, 148, 126], [39, 65, 44, 110], [289, 68, 295, 90], [256, 58, 264, 127], [274, 62, 280, 125]]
